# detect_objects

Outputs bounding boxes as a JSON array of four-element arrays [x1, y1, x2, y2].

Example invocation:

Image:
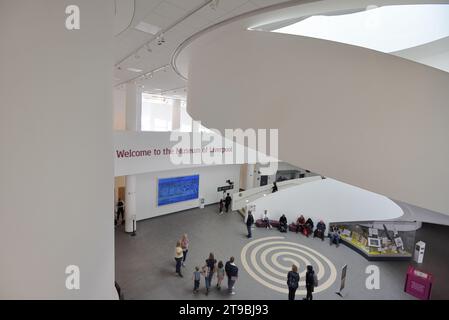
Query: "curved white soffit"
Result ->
[[249, 179, 404, 223], [172, 0, 449, 78], [176, 5, 449, 215], [272, 4, 449, 54]]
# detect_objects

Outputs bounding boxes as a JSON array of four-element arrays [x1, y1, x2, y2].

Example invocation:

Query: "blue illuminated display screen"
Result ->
[[157, 175, 199, 206]]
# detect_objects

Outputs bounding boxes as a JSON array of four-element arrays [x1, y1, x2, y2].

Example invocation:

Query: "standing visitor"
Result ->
[[304, 265, 318, 300], [204, 253, 217, 295], [225, 193, 232, 212], [225, 256, 239, 295], [246, 211, 254, 238], [219, 199, 224, 214], [192, 266, 201, 293], [174, 241, 183, 277], [287, 264, 300, 301], [216, 261, 225, 290], [181, 234, 189, 267], [272, 182, 278, 193], [116, 198, 125, 225]]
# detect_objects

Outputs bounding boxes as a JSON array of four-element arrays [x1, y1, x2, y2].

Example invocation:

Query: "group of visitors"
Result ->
[[194, 254, 239, 296], [295, 215, 327, 240], [174, 236, 239, 296], [287, 264, 318, 301]]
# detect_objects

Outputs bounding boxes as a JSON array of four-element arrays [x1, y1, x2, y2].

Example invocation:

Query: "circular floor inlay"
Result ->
[[241, 236, 337, 295]]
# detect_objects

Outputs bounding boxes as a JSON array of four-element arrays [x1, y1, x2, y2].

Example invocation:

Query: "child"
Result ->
[[219, 199, 224, 214], [216, 261, 225, 290], [193, 266, 201, 293], [202, 264, 214, 295]]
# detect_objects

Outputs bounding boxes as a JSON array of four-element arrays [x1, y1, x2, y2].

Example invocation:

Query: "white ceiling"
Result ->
[[114, 0, 290, 99]]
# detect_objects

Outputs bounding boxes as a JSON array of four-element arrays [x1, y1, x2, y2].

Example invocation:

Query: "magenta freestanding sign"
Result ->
[[404, 266, 433, 300]]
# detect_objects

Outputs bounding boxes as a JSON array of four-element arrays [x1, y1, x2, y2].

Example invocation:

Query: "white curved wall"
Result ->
[[249, 178, 404, 225], [186, 29, 449, 216]]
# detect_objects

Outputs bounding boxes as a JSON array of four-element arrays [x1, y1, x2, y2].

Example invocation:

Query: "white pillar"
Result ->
[[242, 163, 256, 190], [0, 0, 115, 299], [124, 83, 141, 232], [172, 99, 181, 131], [125, 83, 141, 131]]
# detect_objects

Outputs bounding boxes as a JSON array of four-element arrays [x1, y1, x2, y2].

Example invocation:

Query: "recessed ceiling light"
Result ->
[[127, 67, 143, 73], [134, 21, 161, 35]]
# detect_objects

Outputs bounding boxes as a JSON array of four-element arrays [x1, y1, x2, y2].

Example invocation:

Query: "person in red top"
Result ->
[[296, 215, 306, 234]]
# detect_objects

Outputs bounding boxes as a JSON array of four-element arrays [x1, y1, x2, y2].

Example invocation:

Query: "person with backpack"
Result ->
[[246, 211, 254, 238], [287, 264, 300, 300], [304, 265, 318, 300]]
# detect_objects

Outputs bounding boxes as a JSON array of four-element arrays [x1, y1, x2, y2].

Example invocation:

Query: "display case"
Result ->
[[332, 222, 417, 261]]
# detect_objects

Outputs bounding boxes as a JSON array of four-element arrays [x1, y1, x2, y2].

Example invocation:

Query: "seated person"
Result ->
[[329, 226, 341, 247], [304, 218, 314, 237], [262, 210, 272, 229], [295, 215, 306, 234], [279, 214, 288, 233], [313, 220, 326, 241]]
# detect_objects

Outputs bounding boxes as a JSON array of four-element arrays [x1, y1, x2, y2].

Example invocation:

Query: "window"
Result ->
[[141, 93, 173, 131]]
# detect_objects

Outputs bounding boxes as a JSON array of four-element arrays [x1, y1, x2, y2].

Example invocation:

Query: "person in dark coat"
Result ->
[[287, 264, 300, 300], [279, 214, 288, 233], [304, 265, 317, 300], [116, 198, 125, 225], [225, 257, 238, 295], [304, 218, 314, 237], [314, 220, 326, 240], [225, 193, 232, 212], [272, 182, 278, 193], [246, 211, 254, 238]]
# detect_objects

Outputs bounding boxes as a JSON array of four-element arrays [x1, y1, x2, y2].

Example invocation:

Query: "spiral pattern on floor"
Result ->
[[241, 236, 337, 295]]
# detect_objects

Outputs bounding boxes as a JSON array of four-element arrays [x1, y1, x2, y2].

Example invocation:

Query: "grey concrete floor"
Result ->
[[115, 205, 449, 300]]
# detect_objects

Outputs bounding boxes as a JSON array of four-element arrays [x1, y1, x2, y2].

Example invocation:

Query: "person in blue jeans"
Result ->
[[193, 266, 201, 293], [329, 226, 340, 247], [225, 256, 239, 295], [204, 253, 217, 295]]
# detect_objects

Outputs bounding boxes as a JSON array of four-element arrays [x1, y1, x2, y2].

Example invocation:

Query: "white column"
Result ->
[[124, 83, 141, 232], [241, 163, 255, 190], [0, 0, 115, 299], [171, 99, 181, 131]]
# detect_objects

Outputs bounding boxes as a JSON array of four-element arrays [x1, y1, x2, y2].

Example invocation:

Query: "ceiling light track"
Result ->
[[115, 64, 170, 87]]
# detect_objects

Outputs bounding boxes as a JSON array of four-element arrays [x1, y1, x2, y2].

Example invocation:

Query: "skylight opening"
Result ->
[[272, 4, 449, 53]]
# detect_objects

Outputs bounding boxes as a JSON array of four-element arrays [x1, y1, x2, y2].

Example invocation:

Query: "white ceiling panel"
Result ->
[[166, 0, 207, 11], [153, 1, 189, 21], [249, 0, 286, 8]]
